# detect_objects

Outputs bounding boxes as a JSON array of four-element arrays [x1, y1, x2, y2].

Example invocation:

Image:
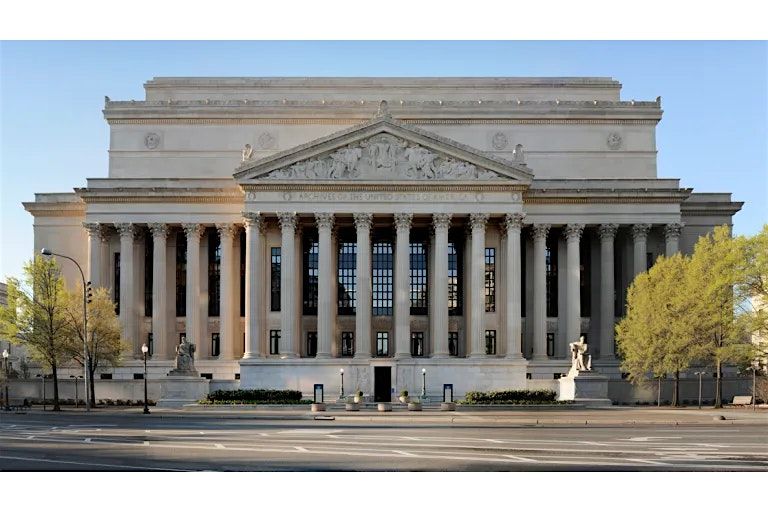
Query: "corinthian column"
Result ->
[[432, 213, 452, 357], [531, 224, 550, 360], [217, 223, 237, 360], [148, 223, 168, 359], [393, 213, 413, 359], [315, 213, 335, 358], [353, 213, 373, 359], [243, 213, 265, 359], [565, 223, 584, 345], [277, 212, 299, 358], [469, 213, 489, 357], [83, 223, 102, 288], [504, 213, 525, 359], [599, 223, 618, 359], [115, 223, 137, 354], [632, 223, 651, 276], [182, 223, 204, 351], [665, 223, 684, 257]]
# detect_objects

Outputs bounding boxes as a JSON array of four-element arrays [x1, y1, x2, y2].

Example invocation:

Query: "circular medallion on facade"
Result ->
[[491, 131, 508, 150], [144, 132, 161, 150], [283, 192, 292, 201], [258, 131, 276, 150], [475, 192, 484, 202], [606, 132, 623, 150], [512, 193, 519, 201]]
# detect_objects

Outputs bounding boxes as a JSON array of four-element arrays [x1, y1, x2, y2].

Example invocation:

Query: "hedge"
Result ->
[[203, 389, 304, 404], [462, 389, 558, 404]]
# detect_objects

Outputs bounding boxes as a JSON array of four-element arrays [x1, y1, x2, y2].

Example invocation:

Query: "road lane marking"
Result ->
[[295, 446, 309, 452], [144, 441, 150, 446], [621, 437, 682, 442], [504, 455, 538, 463], [215, 443, 225, 449], [625, 458, 671, 466], [393, 450, 417, 457], [84, 438, 92, 443], [0, 455, 188, 471]]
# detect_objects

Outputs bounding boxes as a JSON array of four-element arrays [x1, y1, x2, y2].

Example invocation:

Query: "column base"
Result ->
[[315, 353, 332, 359], [241, 353, 264, 360], [431, 353, 450, 359], [278, 353, 300, 359], [394, 353, 412, 360], [353, 354, 371, 360], [504, 353, 525, 360]]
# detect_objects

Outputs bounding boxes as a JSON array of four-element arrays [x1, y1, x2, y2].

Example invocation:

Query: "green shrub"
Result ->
[[355, 390, 363, 397], [461, 389, 558, 404], [204, 388, 304, 404], [400, 389, 409, 397]]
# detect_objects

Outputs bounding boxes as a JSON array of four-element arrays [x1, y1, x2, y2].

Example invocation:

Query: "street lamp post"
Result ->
[[694, 371, 704, 409], [339, 368, 344, 399], [421, 368, 427, 401], [2, 349, 9, 411], [41, 248, 90, 412], [141, 343, 150, 414]]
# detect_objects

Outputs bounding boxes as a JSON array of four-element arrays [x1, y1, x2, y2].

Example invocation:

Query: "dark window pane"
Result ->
[[306, 331, 317, 358], [448, 331, 459, 356], [271, 248, 281, 312], [410, 332, 424, 357], [376, 332, 389, 356], [208, 229, 221, 317], [485, 330, 497, 355], [410, 242, 428, 314], [372, 241, 393, 316], [269, 330, 281, 355], [338, 240, 357, 315], [144, 232, 153, 317], [303, 234, 319, 314], [546, 231, 558, 317], [114, 252, 121, 315], [341, 331, 354, 357], [211, 333, 220, 357], [240, 230, 246, 317], [176, 232, 186, 317], [485, 247, 496, 313]]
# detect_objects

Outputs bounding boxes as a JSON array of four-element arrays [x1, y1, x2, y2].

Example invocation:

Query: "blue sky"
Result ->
[[1, 41, 766, 280]]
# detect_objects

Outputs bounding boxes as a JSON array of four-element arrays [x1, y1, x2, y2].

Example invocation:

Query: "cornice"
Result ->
[[240, 182, 528, 193], [23, 201, 85, 217], [107, 118, 659, 126], [76, 187, 243, 204]]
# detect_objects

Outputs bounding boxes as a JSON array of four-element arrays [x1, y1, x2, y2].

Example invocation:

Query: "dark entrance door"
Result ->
[[374, 366, 391, 402]]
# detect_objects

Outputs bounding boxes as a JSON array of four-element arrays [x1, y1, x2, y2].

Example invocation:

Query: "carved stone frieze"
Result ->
[[264, 133, 503, 181]]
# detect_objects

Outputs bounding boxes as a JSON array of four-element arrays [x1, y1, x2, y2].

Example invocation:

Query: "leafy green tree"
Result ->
[[0, 257, 72, 411], [62, 287, 128, 407], [738, 224, 768, 365]]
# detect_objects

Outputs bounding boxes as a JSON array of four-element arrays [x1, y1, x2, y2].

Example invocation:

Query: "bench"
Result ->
[[6, 398, 31, 411], [731, 395, 753, 405]]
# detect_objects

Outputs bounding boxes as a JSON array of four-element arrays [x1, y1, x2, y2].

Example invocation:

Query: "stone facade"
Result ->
[[22, 77, 743, 400]]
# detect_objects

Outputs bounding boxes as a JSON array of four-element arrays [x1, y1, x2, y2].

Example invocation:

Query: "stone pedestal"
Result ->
[[558, 370, 612, 407], [157, 376, 210, 408]]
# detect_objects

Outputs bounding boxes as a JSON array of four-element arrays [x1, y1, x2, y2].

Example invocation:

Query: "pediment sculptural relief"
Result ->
[[264, 133, 503, 181]]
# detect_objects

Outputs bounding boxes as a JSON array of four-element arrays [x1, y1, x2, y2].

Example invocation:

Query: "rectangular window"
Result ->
[[410, 331, 425, 357], [341, 331, 355, 357], [306, 331, 317, 358], [133, 373, 144, 380], [147, 333, 153, 357], [271, 247, 281, 312], [485, 330, 497, 355], [99, 373, 112, 380], [485, 247, 496, 313], [176, 232, 187, 317], [409, 241, 428, 314], [114, 252, 121, 315], [448, 331, 459, 356], [179, 332, 186, 344], [240, 230, 246, 317], [338, 241, 357, 315], [546, 232, 558, 317], [448, 237, 463, 315], [646, 251, 654, 271], [372, 241, 393, 316], [211, 332, 220, 357], [144, 233, 153, 317], [269, 330, 280, 355], [208, 229, 221, 317], [546, 333, 555, 357], [201, 373, 213, 380], [376, 332, 389, 357], [303, 235, 319, 314]]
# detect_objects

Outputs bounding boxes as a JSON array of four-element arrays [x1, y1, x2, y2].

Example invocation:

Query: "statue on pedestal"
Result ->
[[169, 337, 198, 376], [241, 143, 254, 162], [569, 336, 591, 373]]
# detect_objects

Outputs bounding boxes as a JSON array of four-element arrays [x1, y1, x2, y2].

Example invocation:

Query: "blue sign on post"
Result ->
[[313, 384, 324, 404], [443, 384, 453, 403]]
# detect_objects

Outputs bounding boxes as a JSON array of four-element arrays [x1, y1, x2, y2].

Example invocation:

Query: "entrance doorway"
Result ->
[[374, 366, 392, 402]]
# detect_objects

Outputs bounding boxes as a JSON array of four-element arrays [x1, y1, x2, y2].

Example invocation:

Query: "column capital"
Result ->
[[277, 212, 298, 231], [664, 222, 684, 241], [469, 213, 490, 230], [216, 223, 238, 240], [564, 223, 585, 241], [598, 223, 619, 241], [115, 223, 135, 238], [353, 212, 373, 230], [148, 223, 169, 239], [503, 212, 526, 232], [83, 222, 101, 237], [632, 223, 651, 241], [182, 223, 205, 240], [394, 212, 413, 231], [243, 211, 265, 233], [531, 223, 551, 240], [98, 225, 112, 243], [432, 213, 452, 231], [314, 212, 335, 230]]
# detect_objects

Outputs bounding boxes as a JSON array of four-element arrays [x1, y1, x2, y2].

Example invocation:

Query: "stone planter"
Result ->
[[407, 402, 422, 411], [377, 403, 392, 412], [398, 395, 409, 404], [353, 395, 363, 404], [311, 403, 326, 412], [345, 403, 360, 411], [440, 402, 456, 411]]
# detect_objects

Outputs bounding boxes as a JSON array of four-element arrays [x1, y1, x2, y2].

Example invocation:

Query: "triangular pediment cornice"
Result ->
[[233, 107, 534, 184]]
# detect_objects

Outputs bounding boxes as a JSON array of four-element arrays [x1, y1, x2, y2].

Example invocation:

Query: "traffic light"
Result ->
[[86, 281, 94, 304]]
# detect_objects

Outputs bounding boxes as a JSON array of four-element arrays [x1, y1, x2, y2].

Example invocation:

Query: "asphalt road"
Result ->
[[1, 411, 766, 471]]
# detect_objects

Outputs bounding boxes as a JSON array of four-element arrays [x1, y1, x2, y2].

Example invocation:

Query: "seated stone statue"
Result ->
[[169, 338, 197, 376], [569, 336, 591, 373]]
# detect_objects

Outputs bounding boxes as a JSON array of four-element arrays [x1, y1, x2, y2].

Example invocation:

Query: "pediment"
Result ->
[[234, 110, 534, 184]]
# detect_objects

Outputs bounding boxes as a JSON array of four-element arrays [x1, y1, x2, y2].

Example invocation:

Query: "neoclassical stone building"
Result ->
[[23, 77, 741, 400]]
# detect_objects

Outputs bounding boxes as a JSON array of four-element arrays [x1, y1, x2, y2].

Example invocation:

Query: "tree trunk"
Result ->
[[88, 364, 97, 408], [672, 370, 680, 407], [51, 363, 60, 411], [714, 359, 723, 408], [657, 376, 662, 407]]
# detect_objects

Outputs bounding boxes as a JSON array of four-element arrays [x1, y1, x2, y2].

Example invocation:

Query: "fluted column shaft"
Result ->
[[116, 223, 137, 354], [432, 213, 452, 357], [243, 213, 265, 359], [217, 224, 237, 359], [315, 213, 335, 358], [182, 223, 204, 350], [632, 224, 651, 276], [599, 224, 618, 359], [84, 223, 102, 288], [504, 213, 525, 359], [148, 224, 168, 358], [278, 213, 299, 357], [565, 224, 584, 345], [353, 213, 373, 359], [532, 224, 550, 360], [469, 213, 489, 357], [665, 223, 683, 257], [394, 213, 413, 359]]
